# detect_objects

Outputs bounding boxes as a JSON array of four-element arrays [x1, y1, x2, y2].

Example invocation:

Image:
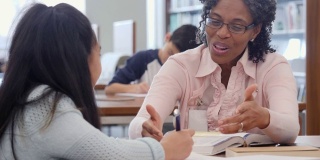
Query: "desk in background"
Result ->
[[95, 90, 173, 125]]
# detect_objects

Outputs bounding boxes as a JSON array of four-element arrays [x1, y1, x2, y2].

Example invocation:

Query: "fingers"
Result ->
[[218, 114, 242, 126], [186, 129, 195, 136], [146, 105, 161, 122], [217, 122, 244, 133], [244, 83, 258, 101], [218, 114, 244, 133], [236, 84, 257, 114], [142, 105, 164, 140], [179, 129, 195, 136], [142, 127, 163, 141], [142, 120, 163, 136], [235, 101, 250, 114]]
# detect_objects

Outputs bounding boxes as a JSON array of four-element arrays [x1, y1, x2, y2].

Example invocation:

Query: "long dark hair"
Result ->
[[197, 0, 277, 63], [0, 3, 101, 157]]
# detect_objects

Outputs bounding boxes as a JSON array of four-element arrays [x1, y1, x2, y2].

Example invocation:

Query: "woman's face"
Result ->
[[205, 0, 261, 65], [88, 42, 101, 87]]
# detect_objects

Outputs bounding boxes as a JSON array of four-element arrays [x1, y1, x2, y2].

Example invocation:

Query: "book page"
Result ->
[[192, 132, 249, 155], [192, 132, 278, 155], [244, 134, 275, 146]]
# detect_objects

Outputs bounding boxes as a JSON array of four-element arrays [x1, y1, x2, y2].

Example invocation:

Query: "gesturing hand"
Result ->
[[218, 84, 270, 133], [141, 105, 164, 141]]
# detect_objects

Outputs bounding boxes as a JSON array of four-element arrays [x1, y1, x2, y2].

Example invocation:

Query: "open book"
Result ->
[[192, 132, 275, 155]]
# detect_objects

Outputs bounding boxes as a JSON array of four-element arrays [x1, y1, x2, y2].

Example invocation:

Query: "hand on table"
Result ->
[[132, 82, 150, 93], [218, 84, 270, 133], [141, 105, 164, 141]]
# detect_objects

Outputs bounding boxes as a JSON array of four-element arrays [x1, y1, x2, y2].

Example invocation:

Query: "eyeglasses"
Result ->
[[205, 17, 255, 34]]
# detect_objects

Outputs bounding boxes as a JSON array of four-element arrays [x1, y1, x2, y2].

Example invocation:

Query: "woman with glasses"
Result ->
[[129, 0, 299, 144]]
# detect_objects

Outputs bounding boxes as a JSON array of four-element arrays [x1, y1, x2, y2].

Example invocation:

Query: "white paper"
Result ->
[[115, 93, 147, 97]]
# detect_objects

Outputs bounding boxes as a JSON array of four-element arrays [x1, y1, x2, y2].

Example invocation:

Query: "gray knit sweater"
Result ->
[[0, 85, 164, 160]]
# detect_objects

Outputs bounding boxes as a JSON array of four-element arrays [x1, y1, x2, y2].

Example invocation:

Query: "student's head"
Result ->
[[197, 0, 276, 64], [0, 3, 101, 138], [160, 24, 201, 63]]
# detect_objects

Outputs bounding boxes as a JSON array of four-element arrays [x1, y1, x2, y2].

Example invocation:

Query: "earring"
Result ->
[[250, 39, 254, 42]]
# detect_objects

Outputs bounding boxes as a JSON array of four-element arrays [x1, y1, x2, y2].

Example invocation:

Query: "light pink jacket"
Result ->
[[129, 45, 299, 143]]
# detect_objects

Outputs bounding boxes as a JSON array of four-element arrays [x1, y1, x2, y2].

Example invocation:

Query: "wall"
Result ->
[[86, 0, 147, 54]]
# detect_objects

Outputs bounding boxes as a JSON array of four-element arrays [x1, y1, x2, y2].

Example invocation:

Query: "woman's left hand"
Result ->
[[217, 84, 270, 134]]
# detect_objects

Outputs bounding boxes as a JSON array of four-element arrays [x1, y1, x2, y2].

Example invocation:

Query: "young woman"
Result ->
[[0, 3, 194, 159]]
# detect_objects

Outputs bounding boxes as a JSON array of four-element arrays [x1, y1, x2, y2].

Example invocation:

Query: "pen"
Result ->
[[173, 109, 180, 131]]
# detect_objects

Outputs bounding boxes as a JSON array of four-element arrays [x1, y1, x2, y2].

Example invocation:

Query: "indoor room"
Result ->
[[0, 0, 319, 159]]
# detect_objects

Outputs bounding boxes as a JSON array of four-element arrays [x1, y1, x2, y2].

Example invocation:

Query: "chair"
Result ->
[[115, 55, 130, 71], [298, 102, 306, 135]]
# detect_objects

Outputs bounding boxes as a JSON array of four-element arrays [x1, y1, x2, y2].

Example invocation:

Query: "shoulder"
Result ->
[[27, 85, 78, 112], [168, 45, 206, 67], [131, 49, 158, 59], [22, 85, 81, 134], [259, 52, 290, 70], [127, 49, 159, 64]]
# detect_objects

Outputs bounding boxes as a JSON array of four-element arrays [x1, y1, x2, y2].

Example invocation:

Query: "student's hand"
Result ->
[[141, 105, 164, 141], [160, 129, 195, 160], [217, 84, 270, 133], [131, 82, 150, 93]]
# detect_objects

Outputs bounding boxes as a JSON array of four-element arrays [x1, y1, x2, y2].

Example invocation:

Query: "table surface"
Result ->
[[97, 97, 144, 116]]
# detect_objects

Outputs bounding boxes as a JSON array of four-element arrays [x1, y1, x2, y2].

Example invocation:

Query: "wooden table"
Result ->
[[95, 90, 176, 125], [97, 96, 144, 116]]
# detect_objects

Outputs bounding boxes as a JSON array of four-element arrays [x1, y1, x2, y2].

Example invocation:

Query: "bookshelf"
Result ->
[[166, 1, 305, 36], [167, 0, 202, 32], [271, 0, 306, 59]]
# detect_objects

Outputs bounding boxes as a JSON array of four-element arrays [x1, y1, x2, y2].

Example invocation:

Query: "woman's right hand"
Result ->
[[141, 105, 164, 141], [160, 129, 195, 160]]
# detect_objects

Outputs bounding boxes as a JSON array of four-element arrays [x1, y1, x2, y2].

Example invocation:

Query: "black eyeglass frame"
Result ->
[[205, 17, 255, 34]]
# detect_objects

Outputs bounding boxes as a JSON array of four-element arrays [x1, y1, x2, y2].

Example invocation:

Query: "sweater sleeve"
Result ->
[[30, 97, 165, 160], [260, 61, 300, 143], [129, 57, 187, 139]]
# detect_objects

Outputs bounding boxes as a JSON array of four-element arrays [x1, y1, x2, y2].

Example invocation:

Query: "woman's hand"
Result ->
[[160, 129, 195, 160], [218, 84, 270, 133], [141, 105, 164, 141]]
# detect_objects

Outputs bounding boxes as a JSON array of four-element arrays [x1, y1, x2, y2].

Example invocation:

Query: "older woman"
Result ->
[[129, 0, 299, 144]]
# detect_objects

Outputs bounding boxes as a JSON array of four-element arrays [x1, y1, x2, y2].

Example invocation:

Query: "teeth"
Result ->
[[215, 45, 227, 50]]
